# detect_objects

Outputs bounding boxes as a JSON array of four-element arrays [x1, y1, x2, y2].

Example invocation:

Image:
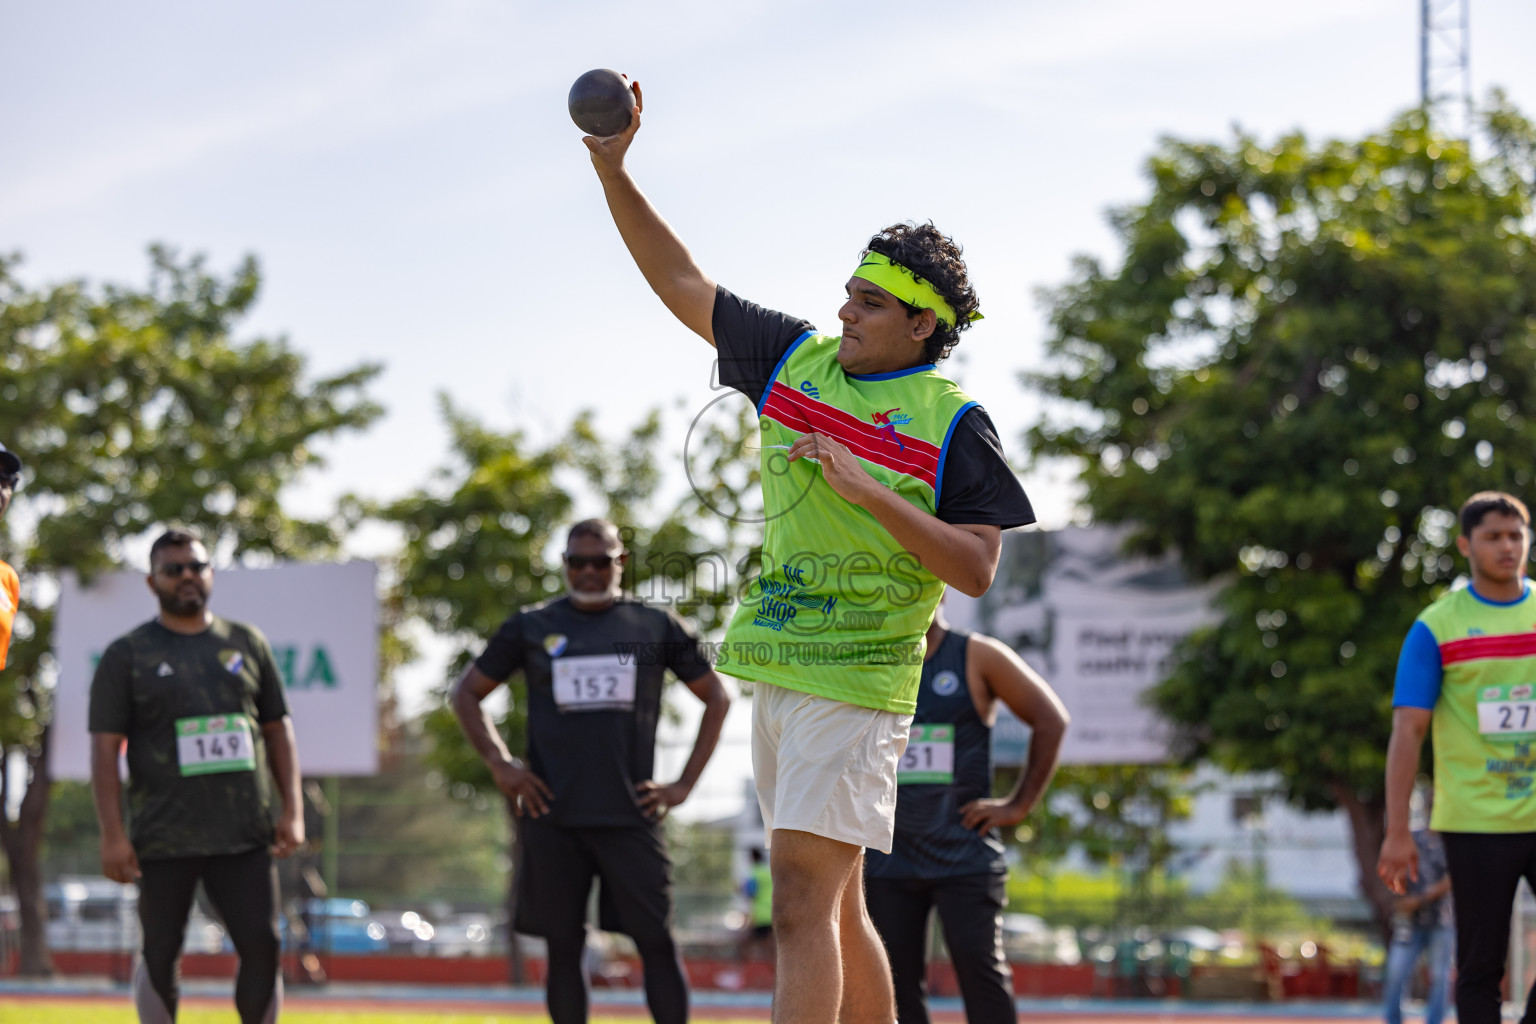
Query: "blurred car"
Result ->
[[278, 897, 388, 955], [1000, 913, 1081, 965], [378, 908, 437, 952], [44, 876, 224, 954], [427, 912, 494, 957], [45, 878, 136, 952]]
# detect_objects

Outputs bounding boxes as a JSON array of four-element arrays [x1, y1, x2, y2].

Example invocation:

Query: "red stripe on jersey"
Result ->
[[1440, 632, 1536, 665], [774, 384, 942, 459], [761, 384, 939, 486]]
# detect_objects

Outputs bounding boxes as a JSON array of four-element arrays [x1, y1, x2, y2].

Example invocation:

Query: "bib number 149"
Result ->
[[176, 715, 257, 776]]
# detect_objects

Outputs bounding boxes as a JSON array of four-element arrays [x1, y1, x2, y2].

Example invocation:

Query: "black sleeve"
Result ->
[[88, 637, 133, 734], [712, 286, 817, 407], [659, 610, 713, 685], [247, 627, 291, 724], [936, 407, 1036, 528], [474, 612, 527, 683]]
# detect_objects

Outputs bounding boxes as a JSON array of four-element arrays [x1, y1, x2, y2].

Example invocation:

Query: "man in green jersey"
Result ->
[[90, 528, 304, 1024], [1378, 492, 1536, 1024], [584, 81, 1033, 1024]]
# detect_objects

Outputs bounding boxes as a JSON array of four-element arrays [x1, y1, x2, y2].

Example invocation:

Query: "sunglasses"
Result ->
[[157, 560, 211, 578], [563, 554, 620, 570], [0, 474, 17, 489]]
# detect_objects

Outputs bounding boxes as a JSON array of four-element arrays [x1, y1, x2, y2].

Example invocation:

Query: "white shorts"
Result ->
[[751, 681, 912, 853]]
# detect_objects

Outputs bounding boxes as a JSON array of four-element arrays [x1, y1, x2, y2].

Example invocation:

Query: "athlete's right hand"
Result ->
[[583, 78, 642, 176], [491, 760, 554, 818], [101, 833, 141, 883], [1376, 831, 1419, 895]]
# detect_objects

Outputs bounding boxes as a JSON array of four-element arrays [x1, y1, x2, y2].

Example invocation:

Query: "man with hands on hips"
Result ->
[[453, 518, 730, 1024]]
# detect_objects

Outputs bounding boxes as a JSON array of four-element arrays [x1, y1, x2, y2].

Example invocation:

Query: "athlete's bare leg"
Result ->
[[771, 829, 893, 1024], [838, 850, 897, 1024]]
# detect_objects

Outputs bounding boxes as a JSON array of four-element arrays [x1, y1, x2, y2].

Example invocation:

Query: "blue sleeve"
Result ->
[[1392, 621, 1443, 709]]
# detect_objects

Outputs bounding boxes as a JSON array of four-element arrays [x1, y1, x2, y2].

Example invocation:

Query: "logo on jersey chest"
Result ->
[[544, 634, 569, 657], [219, 650, 245, 675], [931, 670, 961, 696], [871, 408, 914, 450]]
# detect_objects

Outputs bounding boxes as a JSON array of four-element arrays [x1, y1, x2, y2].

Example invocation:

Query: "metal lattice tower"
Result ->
[[1421, 0, 1472, 138]]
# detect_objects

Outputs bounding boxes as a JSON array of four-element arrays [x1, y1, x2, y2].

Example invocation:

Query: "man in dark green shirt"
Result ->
[[89, 527, 304, 1024]]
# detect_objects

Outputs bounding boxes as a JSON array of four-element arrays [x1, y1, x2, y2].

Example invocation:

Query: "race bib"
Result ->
[[1477, 684, 1536, 741], [551, 655, 637, 712], [898, 724, 955, 784], [176, 715, 257, 776]]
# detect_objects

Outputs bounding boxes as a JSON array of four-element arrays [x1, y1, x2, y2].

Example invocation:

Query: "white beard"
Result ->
[[568, 585, 617, 608]]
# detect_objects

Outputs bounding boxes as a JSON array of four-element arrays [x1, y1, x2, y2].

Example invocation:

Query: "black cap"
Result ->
[[0, 442, 21, 477]]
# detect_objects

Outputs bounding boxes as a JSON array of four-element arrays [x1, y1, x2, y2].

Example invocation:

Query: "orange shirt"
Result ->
[[0, 560, 17, 670]]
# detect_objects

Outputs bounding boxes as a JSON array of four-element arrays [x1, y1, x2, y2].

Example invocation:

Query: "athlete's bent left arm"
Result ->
[[262, 717, 305, 858], [790, 432, 1000, 596], [637, 670, 731, 818], [959, 636, 1070, 833]]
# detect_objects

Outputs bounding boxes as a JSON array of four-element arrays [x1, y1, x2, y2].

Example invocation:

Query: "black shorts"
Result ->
[[515, 817, 675, 943]]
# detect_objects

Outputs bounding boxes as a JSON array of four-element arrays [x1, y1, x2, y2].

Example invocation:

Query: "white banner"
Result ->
[[50, 561, 380, 779], [953, 526, 1218, 766], [1048, 579, 1215, 764]]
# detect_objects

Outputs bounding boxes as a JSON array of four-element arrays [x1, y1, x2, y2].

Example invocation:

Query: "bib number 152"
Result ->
[[552, 655, 638, 712]]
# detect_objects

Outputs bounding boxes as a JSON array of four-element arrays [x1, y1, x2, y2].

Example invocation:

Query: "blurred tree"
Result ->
[[0, 246, 381, 974], [1025, 95, 1536, 932]]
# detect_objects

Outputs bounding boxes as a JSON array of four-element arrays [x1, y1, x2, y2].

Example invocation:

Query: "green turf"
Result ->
[[0, 1004, 762, 1024]]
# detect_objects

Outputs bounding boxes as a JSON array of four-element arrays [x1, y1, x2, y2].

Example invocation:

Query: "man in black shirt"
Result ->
[[89, 528, 303, 1024], [865, 612, 1068, 1023], [453, 519, 731, 1024], [583, 80, 1033, 1024]]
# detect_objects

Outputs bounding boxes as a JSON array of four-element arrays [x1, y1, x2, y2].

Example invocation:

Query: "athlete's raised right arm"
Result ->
[[584, 80, 718, 345]]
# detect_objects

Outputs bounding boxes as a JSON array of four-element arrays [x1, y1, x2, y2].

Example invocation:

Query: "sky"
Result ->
[[7, 0, 1536, 820]]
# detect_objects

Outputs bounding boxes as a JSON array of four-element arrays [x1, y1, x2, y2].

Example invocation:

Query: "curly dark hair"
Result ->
[[863, 222, 979, 363]]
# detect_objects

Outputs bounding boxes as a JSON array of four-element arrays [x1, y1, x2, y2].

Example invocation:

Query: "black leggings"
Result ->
[[136, 846, 282, 1024], [865, 872, 1016, 1024], [1441, 830, 1536, 1024], [519, 819, 688, 1024]]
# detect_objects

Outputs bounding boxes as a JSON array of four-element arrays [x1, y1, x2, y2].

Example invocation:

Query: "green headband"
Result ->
[[851, 252, 982, 329]]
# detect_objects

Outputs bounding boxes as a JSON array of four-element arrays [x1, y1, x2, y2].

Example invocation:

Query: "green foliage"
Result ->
[[1022, 765, 1197, 871], [323, 753, 510, 905], [1186, 857, 1318, 935], [1025, 98, 1536, 921], [0, 246, 382, 747], [40, 781, 100, 874], [666, 819, 736, 893]]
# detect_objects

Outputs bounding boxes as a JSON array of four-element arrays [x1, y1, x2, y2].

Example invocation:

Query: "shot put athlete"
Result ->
[[89, 528, 303, 1024], [866, 612, 1068, 1024], [454, 519, 731, 1024], [584, 79, 1034, 1024]]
